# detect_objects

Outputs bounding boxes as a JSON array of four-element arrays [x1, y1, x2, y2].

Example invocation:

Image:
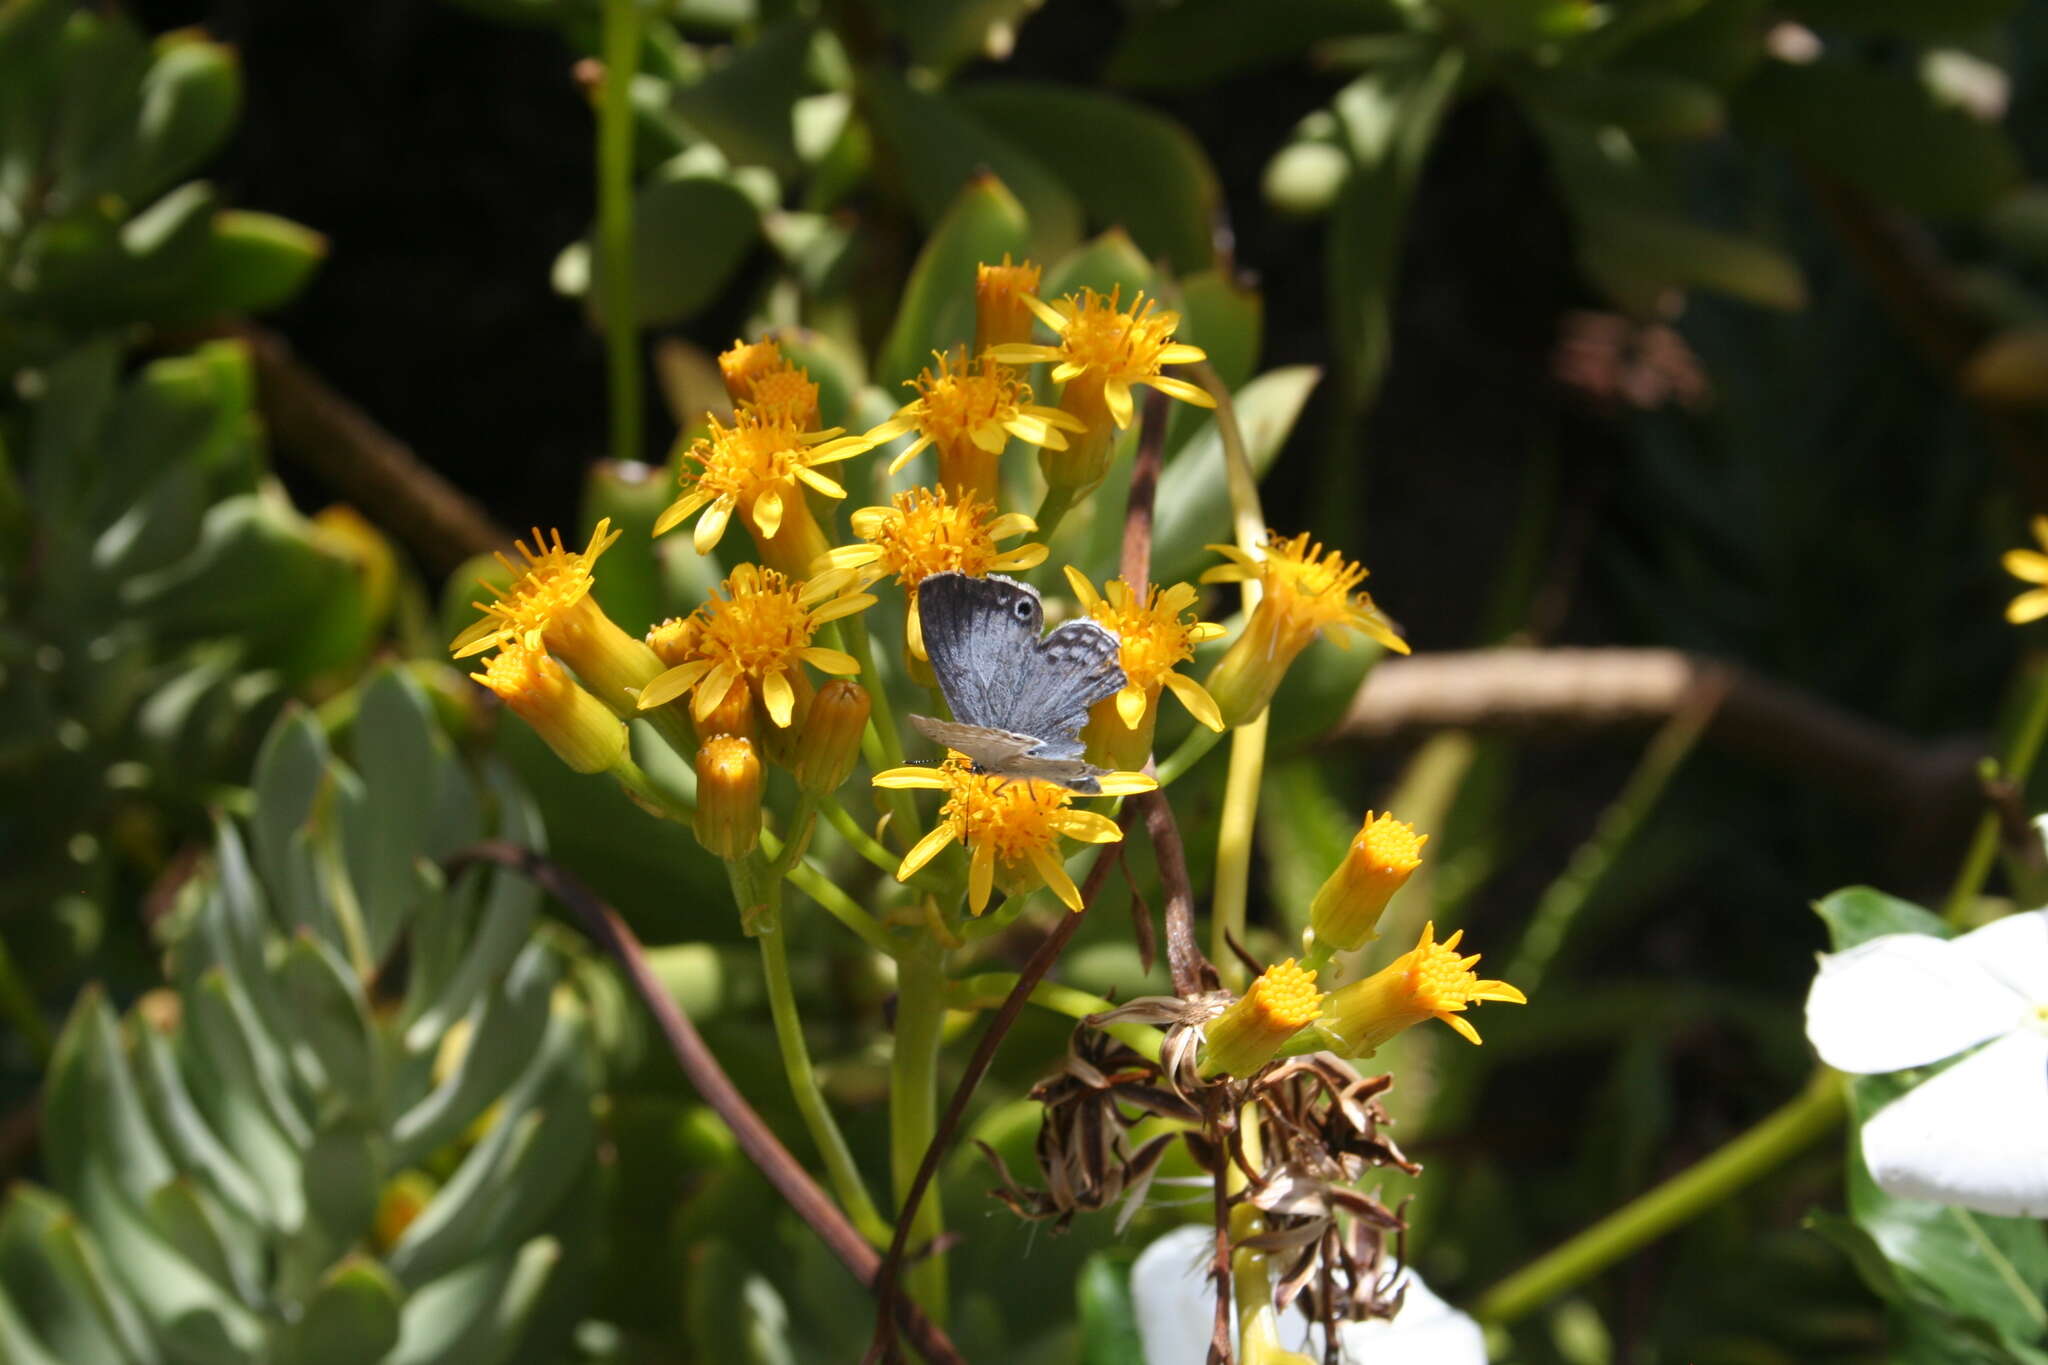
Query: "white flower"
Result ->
[[1804, 908, 2048, 1216], [1131, 1225, 1488, 1365]]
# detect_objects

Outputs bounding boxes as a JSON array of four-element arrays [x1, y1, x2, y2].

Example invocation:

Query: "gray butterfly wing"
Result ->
[[994, 619, 1124, 761], [917, 572, 1043, 732], [905, 716, 1110, 795]]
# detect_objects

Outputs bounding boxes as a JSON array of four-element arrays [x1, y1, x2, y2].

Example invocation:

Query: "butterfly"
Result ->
[[908, 571, 1126, 794]]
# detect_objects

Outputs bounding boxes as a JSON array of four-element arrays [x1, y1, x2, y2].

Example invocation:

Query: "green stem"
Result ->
[[1210, 711, 1269, 989], [890, 943, 950, 1320], [610, 754, 693, 824], [819, 793, 903, 875], [1472, 1069, 1846, 1326], [757, 834, 895, 958], [1943, 659, 2048, 925], [1156, 724, 1224, 786], [744, 865, 893, 1248], [597, 0, 642, 467], [1033, 481, 1085, 541], [0, 926, 50, 1063]]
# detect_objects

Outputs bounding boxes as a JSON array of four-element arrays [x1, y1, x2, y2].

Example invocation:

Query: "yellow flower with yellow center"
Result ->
[[975, 254, 1043, 352], [873, 756, 1154, 914], [863, 350, 1083, 503], [745, 365, 822, 430], [471, 642, 628, 774], [815, 486, 1047, 659], [637, 564, 872, 729], [1309, 811, 1426, 954], [1202, 959, 1325, 1078], [718, 337, 788, 404], [2004, 516, 2048, 624], [1316, 922, 1525, 1055], [1200, 531, 1409, 727], [448, 520, 662, 716], [654, 409, 878, 576]]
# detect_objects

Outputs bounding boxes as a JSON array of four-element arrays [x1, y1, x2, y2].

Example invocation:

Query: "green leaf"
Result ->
[[300, 1125, 381, 1254], [42, 989, 178, 1205], [146, 210, 328, 323], [344, 668, 445, 962], [389, 942, 557, 1167], [250, 707, 331, 903], [276, 1258, 403, 1365], [1147, 365, 1322, 585], [1076, 1251, 1142, 1365], [1521, 67, 1724, 140], [1164, 268, 1261, 455], [686, 1240, 797, 1365], [0, 1184, 154, 1365], [870, 0, 1040, 76], [954, 83, 1222, 273], [663, 20, 811, 178], [616, 168, 762, 327], [860, 70, 1082, 262], [1104, 0, 1398, 90], [127, 31, 242, 202], [876, 171, 1030, 391], [1041, 228, 1156, 304], [387, 1236, 562, 1365], [1813, 886, 1950, 952], [1735, 61, 2022, 220], [145, 1178, 253, 1303], [1846, 1073, 2048, 1348], [278, 933, 380, 1117]]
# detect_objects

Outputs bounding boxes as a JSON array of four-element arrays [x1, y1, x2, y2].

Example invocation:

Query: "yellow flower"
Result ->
[[471, 643, 628, 774], [1200, 531, 1408, 727], [654, 409, 878, 577], [693, 734, 764, 860], [2004, 516, 2048, 624], [717, 337, 789, 404], [745, 365, 822, 431], [1202, 959, 1324, 1078], [987, 286, 1215, 493], [873, 756, 1153, 913], [975, 255, 1043, 352], [449, 520, 662, 716], [1316, 922, 1525, 1055], [815, 486, 1047, 659], [1309, 812, 1426, 954], [1063, 568, 1225, 770], [862, 349, 1083, 503], [637, 564, 872, 730]]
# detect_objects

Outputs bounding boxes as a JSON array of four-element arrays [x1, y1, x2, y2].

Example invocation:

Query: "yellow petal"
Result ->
[[1096, 771, 1159, 796], [897, 823, 959, 882], [969, 420, 1008, 454], [810, 592, 876, 624], [873, 766, 950, 789], [1163, 671, 1225, 731], [2009, 587, 2048, 624], [1115, 684, 1148, 730], [2004, 548, 2048, 584], [1051, 810, 1123, 843], [907, 598, 927, 660], [799, 647, 861, 675], [692, 660, 740, 720], [1187, 621, 1229, 643], [1156, 343, 1207, 364], [694, 496, 735, 554], [449, 616, 503, 658], [637, 659, 711, 710], [1103, 380, 1134, 428], [866, 413, 916, 442], [986, 343, 1062, 367], [1144, 374, 1217, 408], [1050, 361, 1085, 385], [989, 512, 1039, 540], [968, 841, 997, 914], [753, 487, 785, 540], [653, 488, 714, 538], [794, 465, 847, 499], [887, 433, 935, 476], [760, 670, 797, 727], [1029, 845, 1083, 911], [808, 434, 878, 462], [1029, 403, 1088, 432], [1441, 1013, 1484, 1046], [1023, 293, 1070, 333], [992, 544, 1048, 572], [1062, 564, 1101, 611], [850, 506, 896, 539], [817, 544, 882, 572]]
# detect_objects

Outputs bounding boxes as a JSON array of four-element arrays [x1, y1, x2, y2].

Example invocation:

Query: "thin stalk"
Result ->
[[839, 613, 920, 852], [1157, 724, 1224, 786], [1944, 659, 2048, 924], [820, 793, 905, 876], [610, 754, 693, 823], [1473, 1068, 1846, 1326], [761, 839, 894, 958], [1034, 481, 1085, 541], [945, 972, 1161, 1060], [746, 864, 893, 1247], [0, 929, 49, 1063], [597, 0, 642, 466], [1210, 711, 1269, 990], [890, 943, 950, 1319]]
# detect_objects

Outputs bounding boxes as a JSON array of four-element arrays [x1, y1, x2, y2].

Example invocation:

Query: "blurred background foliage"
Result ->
[[5, 0, 2048, 1360]]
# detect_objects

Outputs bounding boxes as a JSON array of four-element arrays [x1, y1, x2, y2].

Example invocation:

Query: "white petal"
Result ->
[[1862, 1029, 2048, 1217], [1132, 1226, 1225, 1365], [1336, 1271, 1489, 1365], [1132, 1225, 1489, 1365], [1953, 908, 2048, 1005], [1805, 932, 2023, 1074]]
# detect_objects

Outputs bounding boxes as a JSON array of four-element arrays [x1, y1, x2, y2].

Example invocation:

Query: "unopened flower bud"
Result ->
[[692, 684, 758, 748], [794, 680, 870, 793], [473, 644, 628, 774], [974, 254, 1042, 352], [717, 337, 786, 405], [1309, 812, 1425, 954], [693, 735, 763, 859], [759, 670, 814, 768], [1202, 959, 1324, 1078]]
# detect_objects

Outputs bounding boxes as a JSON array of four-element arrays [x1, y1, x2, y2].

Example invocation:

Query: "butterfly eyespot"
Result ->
[[1012, 600, 1035, 621]]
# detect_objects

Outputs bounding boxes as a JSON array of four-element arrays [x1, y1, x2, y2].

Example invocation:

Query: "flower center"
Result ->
[[866, 488, 1007, 587], [1058, 288, 1178, 380], [696, 566, 817, 675], [1090, 583, 1198, 690], [908, 353, 1027, 446], [941, 763, 1069, 864], [687, 413, 807, 499]]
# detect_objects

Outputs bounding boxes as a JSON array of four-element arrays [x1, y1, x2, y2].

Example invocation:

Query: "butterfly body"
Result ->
[[910, 572, 1125, 794]]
